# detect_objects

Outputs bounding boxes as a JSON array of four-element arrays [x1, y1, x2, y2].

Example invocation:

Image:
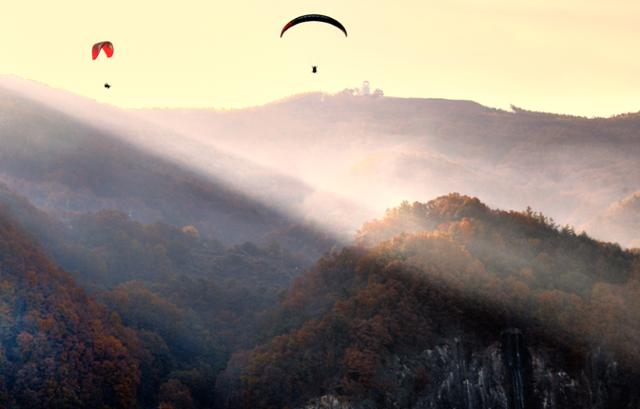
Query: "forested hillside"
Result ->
[[0, 183, 309, 408], [218, 194, 640, 409], [2, 186, 639, 408], [0, 210, 141, 409]]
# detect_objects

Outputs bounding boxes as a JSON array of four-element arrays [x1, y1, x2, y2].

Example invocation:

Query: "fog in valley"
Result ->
[[2, 76, 638, 248]]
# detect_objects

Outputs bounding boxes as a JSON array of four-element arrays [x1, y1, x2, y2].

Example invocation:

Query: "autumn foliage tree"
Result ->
[[0, 210, 141, 408]]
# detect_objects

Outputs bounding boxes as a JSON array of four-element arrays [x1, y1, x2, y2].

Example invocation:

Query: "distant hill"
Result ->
[[0, 76, 341, 256], [217, 194, 640, 409], [3, 76, 638, 247], [136, 91, 640, 247]]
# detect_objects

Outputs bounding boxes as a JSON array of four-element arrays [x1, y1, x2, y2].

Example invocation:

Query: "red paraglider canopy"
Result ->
[[92, 42, 114, 60]]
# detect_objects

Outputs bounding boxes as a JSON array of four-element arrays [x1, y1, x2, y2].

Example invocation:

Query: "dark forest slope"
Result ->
[[0, 183, 309, 408], [0, 210, 142, 409]]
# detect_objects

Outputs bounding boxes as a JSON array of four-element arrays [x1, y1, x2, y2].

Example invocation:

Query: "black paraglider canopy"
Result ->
[[280, 14, 347, 37]]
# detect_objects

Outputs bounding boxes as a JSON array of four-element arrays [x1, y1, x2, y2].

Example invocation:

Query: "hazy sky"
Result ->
[[1, 0, 638, 116]]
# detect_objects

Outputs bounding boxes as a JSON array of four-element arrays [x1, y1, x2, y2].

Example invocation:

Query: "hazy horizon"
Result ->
[[3, 1, 640, 116], [5, 73, 640, 120]]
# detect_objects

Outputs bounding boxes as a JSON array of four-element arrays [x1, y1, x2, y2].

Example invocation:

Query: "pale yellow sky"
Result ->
[[1, 0, 638, 116]]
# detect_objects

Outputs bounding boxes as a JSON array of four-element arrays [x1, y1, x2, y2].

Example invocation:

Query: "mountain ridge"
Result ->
[[217, 194, 640, 409], [0, 76, 346, 256]]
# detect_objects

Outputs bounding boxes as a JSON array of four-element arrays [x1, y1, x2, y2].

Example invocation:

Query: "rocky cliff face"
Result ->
[[299, 331, 638, 409]]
